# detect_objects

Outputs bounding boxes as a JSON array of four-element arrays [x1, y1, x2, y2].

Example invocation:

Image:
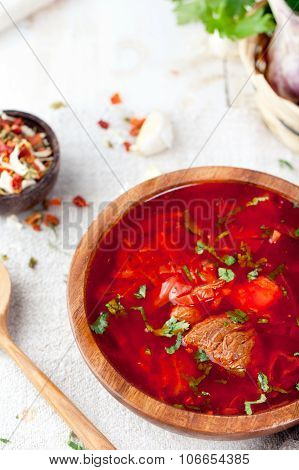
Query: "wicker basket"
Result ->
[[240, 36, 299, 153]]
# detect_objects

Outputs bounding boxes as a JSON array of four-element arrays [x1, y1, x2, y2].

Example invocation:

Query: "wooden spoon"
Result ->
[[0, 261, 115, 450]]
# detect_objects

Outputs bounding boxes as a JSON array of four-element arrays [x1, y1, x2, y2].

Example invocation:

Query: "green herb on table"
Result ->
[[0, 438, 10, 444], [182, 264, 194, 282], [105, 294, 125, 315], [246, 196, 269, 207], [171, 0, 275, 39], [134, 284, 147, 299], [247, 268, 259, 281], [90, 312, 109, 335], [165, 332, 183, 354], [279, 159, 294, 171], [67, 432, 85, 450], [218, 267, 235, 282], [28, 257, 38, 269], [244, 393, 267, 416], [227, 309, 248, 324], [258, 372, 269, 392], [195, 349, 209, 363]]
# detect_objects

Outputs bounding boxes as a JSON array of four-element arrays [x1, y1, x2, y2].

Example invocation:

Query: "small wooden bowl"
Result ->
[[68, 166, 299, 440], [240, 36, 299, 154], [0, 110, 60, 215]]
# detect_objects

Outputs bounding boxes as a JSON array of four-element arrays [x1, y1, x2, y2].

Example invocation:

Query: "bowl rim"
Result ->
[[0, 109, 60, 203], [68, 166, 299, 439]]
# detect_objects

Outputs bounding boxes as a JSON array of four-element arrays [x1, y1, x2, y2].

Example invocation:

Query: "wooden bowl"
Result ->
[[0, 110, 60, 215], [68, 166, 299, 440], [240, 36, 299, 154]]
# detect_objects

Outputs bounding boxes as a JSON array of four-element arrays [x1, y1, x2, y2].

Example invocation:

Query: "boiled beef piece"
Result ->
[[184, 315, 255, 374]]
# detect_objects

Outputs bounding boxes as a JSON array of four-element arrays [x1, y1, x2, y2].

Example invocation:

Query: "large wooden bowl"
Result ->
[[0, 110, 60, 215], [68, 166, 299, 440]]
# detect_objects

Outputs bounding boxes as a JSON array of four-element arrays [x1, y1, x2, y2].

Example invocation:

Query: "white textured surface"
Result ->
[[0, 0, 298, 450]]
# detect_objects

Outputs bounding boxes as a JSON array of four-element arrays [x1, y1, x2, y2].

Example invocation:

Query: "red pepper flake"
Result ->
[[43, 197, 62, 209], [123, 141, 131, 152], [12, 174, 22, 191], [110, 93, 122, 105], [72, 195, 89, 207], [98, 120, 110, 130], [43, 213, 59, 227], [129, 117, 145, 137], [25, 212, 43, 231]]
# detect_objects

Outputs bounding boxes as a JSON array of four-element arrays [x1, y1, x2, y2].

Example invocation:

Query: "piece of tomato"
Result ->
[[231, 276, 281, 312]]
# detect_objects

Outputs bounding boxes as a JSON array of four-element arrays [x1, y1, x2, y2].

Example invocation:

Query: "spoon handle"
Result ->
[[2, 336, 116, 450]]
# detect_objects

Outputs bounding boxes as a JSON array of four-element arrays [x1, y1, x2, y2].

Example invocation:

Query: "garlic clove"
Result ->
[[135, 111, 173, 156], [9, 143, 28, 176], [0, 170, 14, 193]]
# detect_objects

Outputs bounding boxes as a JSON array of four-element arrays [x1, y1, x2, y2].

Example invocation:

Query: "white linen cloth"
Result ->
[[0, 0, 298, 450], [0, 0, 54, 32]]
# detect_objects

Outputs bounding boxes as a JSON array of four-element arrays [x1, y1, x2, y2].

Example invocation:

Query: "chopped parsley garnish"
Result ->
[[218, 267, 235, 282], [246, 196, 269, 207], [258, 372, 269, 392], [182, 264, 194, 282], [247, 268, 259, 281], [258, 318, 268, 324], [90, 312, 109, 335], [165, 332, 183, 355], [223, 255, 236, 266], [296, 383, 299, 392], [279, 159, 294, 171], [28, 257, 38, 269], [105, 294, 125, 315], [244, 394, 267, 416], [145, 347, 152, 356], [294, 228, 299, 237], [195, 240, 208, 255], [217, 230, 229, 240], [195, 270, 206, 281], [0, 438, 10, 444], [195, 349, 209, 363], [226, 309, 248, 324], [134, 284, 147, 299], [184, 210, 202, 235], [268, 264, 285, 281], [157, 317, 190, 337]]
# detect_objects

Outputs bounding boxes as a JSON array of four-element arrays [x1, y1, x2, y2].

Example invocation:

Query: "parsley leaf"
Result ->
[[165, 332, 183, 354], [279, 159, 294, 171], [223, 255, 236, 266], [247, 268, 259, 281], [157, 317, 190, 337], [90, 312, 109, 335], [171, 0, 275, 39], [244, 393, 267, 415], [182, 264, 194, 282], [294, 228, 299, 237], [227, 309, 248, 324], [296, 383, 299, 391], [67, 432, 85, 450], [195, 349, 209, 363], [258, 372, 269, 392], [28, 257, 38, 269], [105, 294, 125, 315], [134, 284, 147, 299], [268, 264, 285, 281], [0, 438, 10, 444], [218, 267, 235, 282]]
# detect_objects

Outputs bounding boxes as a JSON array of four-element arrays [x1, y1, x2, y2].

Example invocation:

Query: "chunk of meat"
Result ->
[[171, 305, 202, 325], [231, 276, 281, 312], [184, 316, 255, 374]]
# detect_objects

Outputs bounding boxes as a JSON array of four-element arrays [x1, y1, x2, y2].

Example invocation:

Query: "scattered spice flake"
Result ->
[[43, 213, 59, 228], [28, 257, 37, 269], [98, 120, 109, 130], [129, 117, 145, 136], [72, 195, 89, 208], [43, 197, 61, 209], [50, 101, 66, 109], [110, 93, 122, 105], [123, 141, 131, 152], [1, 254, 8, 261], [279, 159, 294, 171], [25, 212, 43, 231]]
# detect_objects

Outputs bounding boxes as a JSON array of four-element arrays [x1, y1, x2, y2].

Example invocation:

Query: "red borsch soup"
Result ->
[[85, 182, 299, 416]]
